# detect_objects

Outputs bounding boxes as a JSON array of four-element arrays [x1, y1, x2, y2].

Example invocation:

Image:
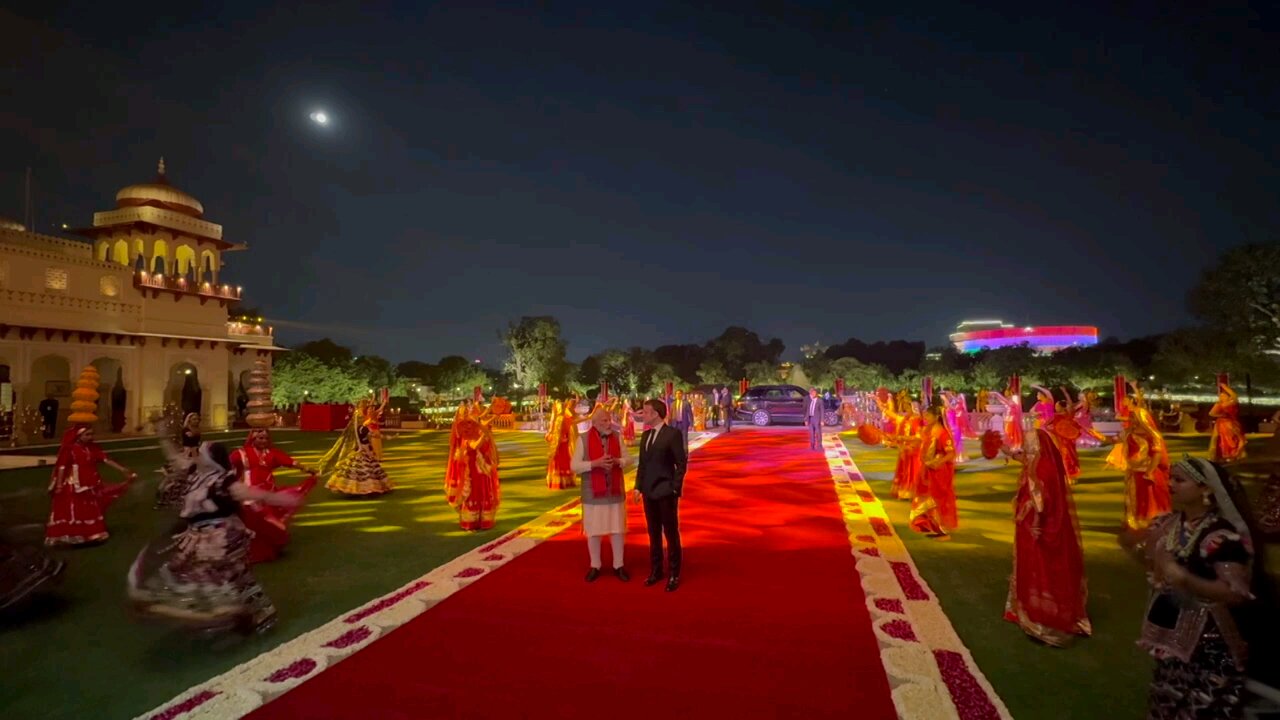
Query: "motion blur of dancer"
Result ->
[[128, 432, 301, 635]]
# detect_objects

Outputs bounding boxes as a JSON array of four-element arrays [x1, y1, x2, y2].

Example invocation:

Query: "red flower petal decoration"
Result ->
[[858, 547, 881, 557], [482, 553, 505, 561], [265, 658, 317, 684], [148, 690, 219, 720], [890, 561, 930, 600], [874, 598, 905, 614], [880, 619, 918, 642], [858, 490, 875, 502], [856, 535, 876, 544], [454, 567, 484, 578], [323, 626, 373, 650], [934, 650, 1002, 720], [343, 579, 432, 624], [871, 518, 894, 537]]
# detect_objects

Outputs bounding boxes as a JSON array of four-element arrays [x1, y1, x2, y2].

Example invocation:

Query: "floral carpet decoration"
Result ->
[[135, 431, 718, 720], [825, 434, 1012, 720]]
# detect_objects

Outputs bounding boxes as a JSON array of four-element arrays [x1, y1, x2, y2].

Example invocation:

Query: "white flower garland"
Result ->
[[137, 430, 719, 720], [823, 434, 1012, 720]]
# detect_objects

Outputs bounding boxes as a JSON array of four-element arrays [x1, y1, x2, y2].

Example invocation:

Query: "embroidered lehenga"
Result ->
[[1132, 459, 1254, 720], [128, 444, 278, 634], [323, 413, 393, 497]]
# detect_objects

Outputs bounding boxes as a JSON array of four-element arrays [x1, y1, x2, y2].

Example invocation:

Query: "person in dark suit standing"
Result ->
[[718, 386, 733, 433], [38, 394, 59, 439], [804, 387, 824, 450], [669, 389, 694, 452], [633, 398, 688, 592]]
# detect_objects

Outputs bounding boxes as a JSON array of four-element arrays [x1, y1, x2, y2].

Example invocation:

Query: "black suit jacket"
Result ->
[[636, 424, 688, 500]]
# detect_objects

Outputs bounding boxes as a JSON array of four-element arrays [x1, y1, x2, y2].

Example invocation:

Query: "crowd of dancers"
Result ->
[[1, 369, 1267, 717], [853, 378, 1260, 718]]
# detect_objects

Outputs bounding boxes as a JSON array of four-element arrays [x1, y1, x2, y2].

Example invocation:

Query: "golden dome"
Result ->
[[0, 215, 25, 232], [114, 158, 205, 218]]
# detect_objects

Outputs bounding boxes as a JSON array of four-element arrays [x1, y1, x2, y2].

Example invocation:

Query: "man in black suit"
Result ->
[[718, 386, 733, 433], [633, 398, 687, 592], [804, 387, 824, 450], [669, 390, 693, 453]]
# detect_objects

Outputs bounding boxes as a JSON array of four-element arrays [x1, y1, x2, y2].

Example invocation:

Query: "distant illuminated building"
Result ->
[[950, 320, 1098, 355]]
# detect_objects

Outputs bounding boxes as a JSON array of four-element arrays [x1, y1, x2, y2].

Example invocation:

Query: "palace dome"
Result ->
[[114, 158, 205, 218], [0, 215, 26, 232]]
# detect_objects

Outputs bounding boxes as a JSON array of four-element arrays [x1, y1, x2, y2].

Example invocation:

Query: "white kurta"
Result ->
[[570, 431, 633, 537]]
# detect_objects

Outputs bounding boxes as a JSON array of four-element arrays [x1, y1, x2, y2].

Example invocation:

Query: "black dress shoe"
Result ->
[[643, 572, 664, 587], [665, 576, 680, 593], [614, 567, 631, 582], [585, 568, 601, 582]]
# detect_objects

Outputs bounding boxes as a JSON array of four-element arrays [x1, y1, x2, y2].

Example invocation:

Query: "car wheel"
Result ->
[[752, 410, 771, 427], [823, 411, 840, 426]]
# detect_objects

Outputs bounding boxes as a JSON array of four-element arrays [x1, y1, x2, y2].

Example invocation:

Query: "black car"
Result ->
[[733, 384, 841, 427]]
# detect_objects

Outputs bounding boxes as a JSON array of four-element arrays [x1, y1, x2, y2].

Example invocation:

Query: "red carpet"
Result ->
[[245, 430, 896, 719]]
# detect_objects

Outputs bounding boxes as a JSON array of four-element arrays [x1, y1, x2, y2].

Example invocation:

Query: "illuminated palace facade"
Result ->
[[0, 160, 280, 439], [949, 320, 1098, 355]]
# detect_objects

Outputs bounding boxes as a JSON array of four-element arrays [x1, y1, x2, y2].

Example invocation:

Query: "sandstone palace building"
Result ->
[[0, 160, 281, 440]]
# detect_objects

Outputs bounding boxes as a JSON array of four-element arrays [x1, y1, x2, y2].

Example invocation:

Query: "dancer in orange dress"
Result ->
[[1001, 425, 1091, 646], [889, 403, 923, 500], [1106, 384, 1171, 531], [545, 400, 576, 489], [619, 397, 637, 444], [45, 425, 137, 546], [910, 404, 957, 538], [1208, 382, 1247, 463]]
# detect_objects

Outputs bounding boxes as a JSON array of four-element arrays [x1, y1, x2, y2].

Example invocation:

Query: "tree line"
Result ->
[[259, 242, 1280, 406]]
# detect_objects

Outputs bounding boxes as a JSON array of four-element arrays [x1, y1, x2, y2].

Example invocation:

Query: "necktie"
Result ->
[[646, 428, 655, 452]]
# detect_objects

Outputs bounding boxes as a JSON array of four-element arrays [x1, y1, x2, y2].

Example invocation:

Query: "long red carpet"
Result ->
[[246, 429, 896, 719]]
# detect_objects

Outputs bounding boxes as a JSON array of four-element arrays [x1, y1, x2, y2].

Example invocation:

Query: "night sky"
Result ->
[[2, 3, 1275, 363]]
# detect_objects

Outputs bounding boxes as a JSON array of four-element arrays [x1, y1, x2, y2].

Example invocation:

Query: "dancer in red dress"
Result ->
[[910, 404, 957, 538], [545, 400, 576, 489], [1001, 426, 1091, 646], [1208, 382, 1247, 464], [232, 429, 317, 564], [889, 404, 922, 500], [1106, 385, 1171, 532], [45, 426, 137, 546], [457, 416, 501, 531]]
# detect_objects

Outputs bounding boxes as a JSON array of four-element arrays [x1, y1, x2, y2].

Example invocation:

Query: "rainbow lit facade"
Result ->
[[949, 320, 1098, 355]]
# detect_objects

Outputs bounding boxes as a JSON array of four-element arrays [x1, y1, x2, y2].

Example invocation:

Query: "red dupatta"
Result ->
[[587, 430, 623, 497]]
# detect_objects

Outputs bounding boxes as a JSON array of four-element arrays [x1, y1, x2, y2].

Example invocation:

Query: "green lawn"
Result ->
[[0, 430, 571, 720], [842, 433, 1263, 720]]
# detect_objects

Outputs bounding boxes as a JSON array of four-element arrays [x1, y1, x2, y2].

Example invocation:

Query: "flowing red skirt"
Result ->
[[1212, 418, 1246, 462], [546, 438, 575, 490], [242, 475, 317, 564], [890, 450, 921, 500], [1005, 491, 1090, 645], [46, 482, 130, 546]]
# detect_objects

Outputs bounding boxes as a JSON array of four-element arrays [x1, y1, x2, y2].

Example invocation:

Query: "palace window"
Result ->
[[44, 267, 69, 291], [99, 275, 120, 298]]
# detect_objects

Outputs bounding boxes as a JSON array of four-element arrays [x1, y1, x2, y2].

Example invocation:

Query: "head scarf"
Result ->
[[1172, 457, 1252, 544], [183, 412, 200, 428], [52, 425, 90, 469], [243, 427, 271, 452]]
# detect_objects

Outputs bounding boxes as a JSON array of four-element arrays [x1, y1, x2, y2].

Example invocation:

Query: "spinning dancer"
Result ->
[[128, 436, 300, 635]]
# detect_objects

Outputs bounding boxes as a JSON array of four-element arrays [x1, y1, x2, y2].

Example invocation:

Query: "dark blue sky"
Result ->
[[2, 2, 1275, 363]]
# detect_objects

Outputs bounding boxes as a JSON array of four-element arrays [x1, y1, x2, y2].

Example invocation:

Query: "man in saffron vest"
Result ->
[[571, 408, 634, 582]]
